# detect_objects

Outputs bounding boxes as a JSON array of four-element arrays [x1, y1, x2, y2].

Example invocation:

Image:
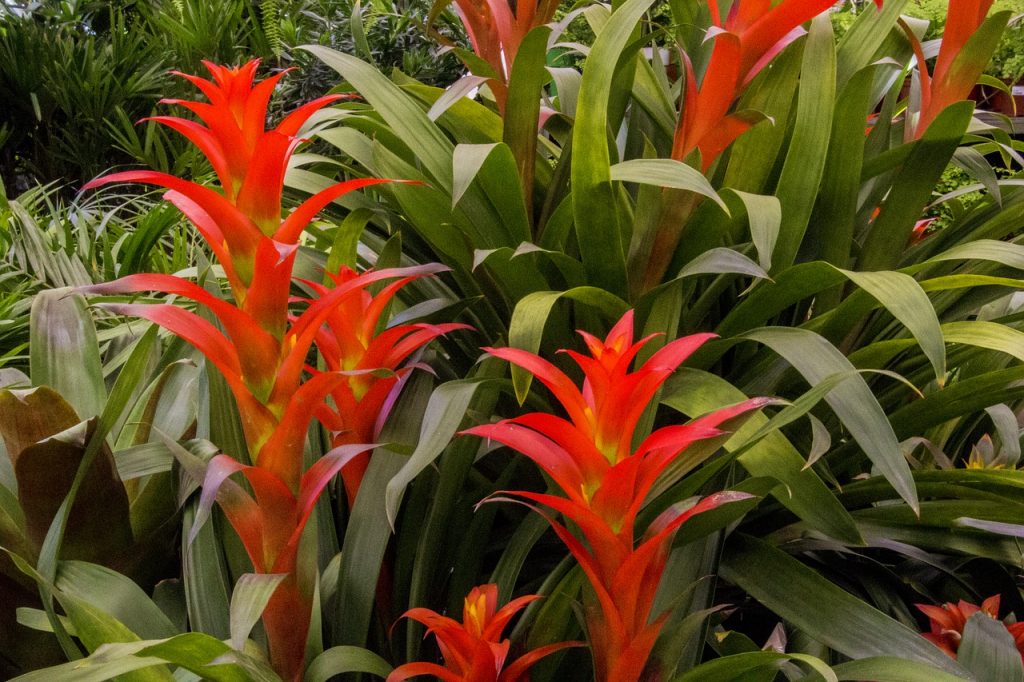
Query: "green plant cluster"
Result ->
[[0, 0, 465, 194], [2, 0, 1024, 680]]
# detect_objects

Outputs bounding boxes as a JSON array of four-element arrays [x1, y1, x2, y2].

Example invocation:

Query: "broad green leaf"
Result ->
[[839, 269, 945, 380], [804, 656, 968, 682], [813, 61, 900, 313], [228, 573, 286, 651], [858, 102, 974, 271], [54, 592, 173, 681], [835, 0, 909, 86], [384, 378, 486, 528], [926, 238, 1024, 270], [663, 370, 862, 544], [953, 517, 1024, 538], [720, 535, 969, 675], [503, 25, 551, 215], [453, 143, 502, 207], [427, 74, 490, 121], [29, 289, 105, 420], [572, 0, 658, 295], [726, 191, 780, 272], [772, 15, 836, 271], [334, 374, 433, 648], [743, 327, 918, 513], [676, 248, 770, 282], [957, 612, 1024, 682], [56, 561, 176, 640], [674, 652, 837, 682], [610, 159, 728, 213], [304, 46, 454, 190], [942, 321, 1024, 362], [306, 646, 392, 681]]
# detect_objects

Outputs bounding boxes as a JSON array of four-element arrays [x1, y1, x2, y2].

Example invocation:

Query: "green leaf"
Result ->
[[56, 561, 177, 640], [858, 101, 974, 271], [719, 535, 969, 675], [676, 248, 770, 282], [384, 378, 485, 528], [572, 0, 658, 295], [305, 646, 393, 681], [609, 159, 729, 213], [503, 25, 551, 216], [674, 652, 837, 682], [662, 370, 862, 544], [453, 143, 502, 207], [838, 269, 945, 380], [29, 289, 105, 420], [726, 191, 780, 272], [957, 612, 1024, 682], [303, 46, 454, 191], [942, 321, 1024, 363], [771, 15, 836, 271], [743, 327, 918, 513], [228, 573, 286, 651], [334, 374, 433, 648]]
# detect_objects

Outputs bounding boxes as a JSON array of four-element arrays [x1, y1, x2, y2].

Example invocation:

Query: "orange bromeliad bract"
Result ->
[[673, 0, 883, 169], [304, 265, 471, 503], [81, 61, 459, 681], [903, 0, 1004, 139], [917, 595, 1024, 661], [464, 310, 767, 682], [450, 0, 560, 112], [389, 583, 579, 682]]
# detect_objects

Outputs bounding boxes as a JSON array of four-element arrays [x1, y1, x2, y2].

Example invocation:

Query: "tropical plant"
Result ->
[[6, 0, 1024, 679]]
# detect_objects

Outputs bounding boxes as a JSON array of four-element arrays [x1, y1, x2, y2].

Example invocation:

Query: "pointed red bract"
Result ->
[[450, 0, 561, 112], [389, 583, 580, 682], [904, 0, 996, 138], [465, 310, 765, 681], [917, 595, 1024, 662], [674, 0, 884, 167]]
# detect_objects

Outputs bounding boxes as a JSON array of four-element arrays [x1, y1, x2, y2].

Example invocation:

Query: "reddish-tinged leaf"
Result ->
[[388, 662, 464, 682], [275, 94, 347, 136], [499, 641, 583, 682], [288, 443, 377, 551]]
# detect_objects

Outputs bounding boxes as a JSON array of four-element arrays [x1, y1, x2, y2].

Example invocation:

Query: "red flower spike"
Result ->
[[451, 0, 561, 112], [467, 310, 766, 681], [82, 61, 465, 682], [674, 0, 885, 167], [906, 0, 996, 138], [305, 264, 471, 503], [389, 583, 580, 682], [916, 595, 1024, 661]]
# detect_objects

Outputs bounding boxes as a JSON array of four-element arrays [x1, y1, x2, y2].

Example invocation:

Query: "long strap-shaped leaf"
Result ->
[[572, 0, 659, 297], [719, 534, 971, 676]]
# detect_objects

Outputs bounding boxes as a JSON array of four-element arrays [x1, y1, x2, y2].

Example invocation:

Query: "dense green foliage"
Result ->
[[2, 0, 1024, 680]]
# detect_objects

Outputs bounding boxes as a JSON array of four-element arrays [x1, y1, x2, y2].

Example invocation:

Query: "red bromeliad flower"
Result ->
[[389, 583, 580, 682], [451, 0, 560, 112], [903, 0, 999, 138], [917, 595, 1024, 661], [672, 0, 883, 169], [464, 311, 767, 682], [302, 265, 471, 503], [81, 61, 459, 681]]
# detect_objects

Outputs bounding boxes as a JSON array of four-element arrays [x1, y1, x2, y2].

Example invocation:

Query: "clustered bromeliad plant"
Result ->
[[4, 0, 1024, 679]]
